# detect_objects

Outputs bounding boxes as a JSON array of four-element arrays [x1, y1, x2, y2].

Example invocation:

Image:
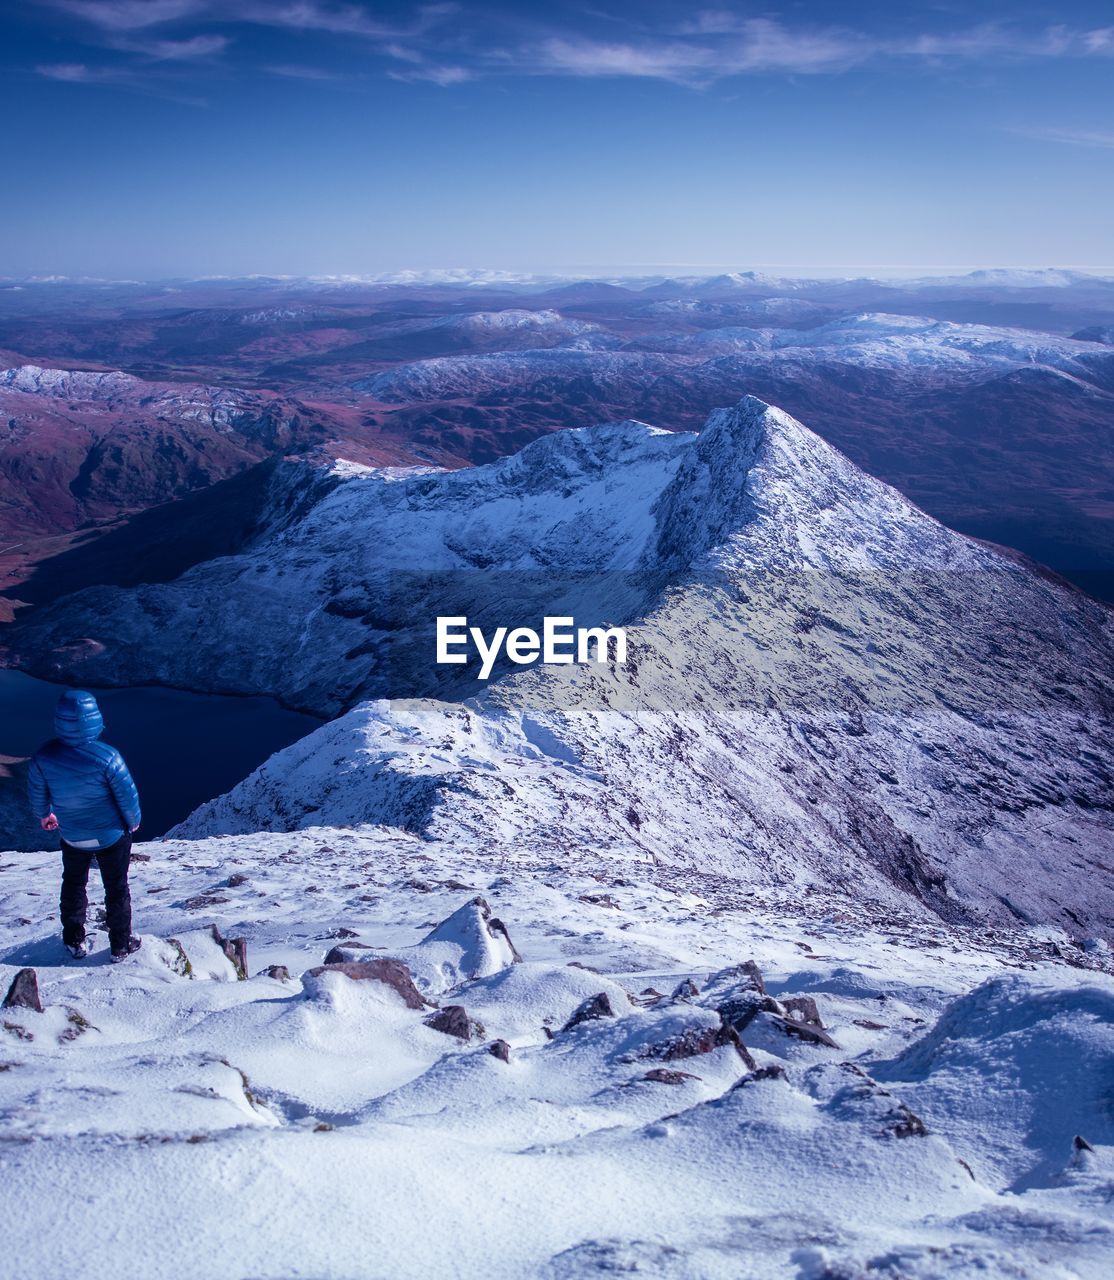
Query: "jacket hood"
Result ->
[[55, 690, 104, 745]]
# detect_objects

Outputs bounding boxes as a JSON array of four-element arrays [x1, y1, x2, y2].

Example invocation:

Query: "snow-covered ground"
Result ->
[[2, 828, 1112, 1278], [4, 392, 1113, 1276]]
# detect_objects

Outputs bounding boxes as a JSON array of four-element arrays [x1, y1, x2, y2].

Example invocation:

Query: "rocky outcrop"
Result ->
[[301, 958, 433, 1010], [641, 1067, 700, 1085], [807, 1062, 927, 1139], [323, 941, 375, 964], [424, 1005, 485, 1041], [3, 969, 42, 1013], [781, 996, 841, 1049], [561, 992, 617, 1032], [405, 897, 522, 996], [640, 1014, 756, 1069], [705, 961, 840, 1051], [211, 925, 248, 981]]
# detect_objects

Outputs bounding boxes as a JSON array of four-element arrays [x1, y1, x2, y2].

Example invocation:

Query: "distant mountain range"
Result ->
[[2, 272, 1113, 625]]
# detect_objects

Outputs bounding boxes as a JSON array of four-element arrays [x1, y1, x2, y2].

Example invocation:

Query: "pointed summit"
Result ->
[[130, 395, 1114, 936], [655, 396, 979, 572]]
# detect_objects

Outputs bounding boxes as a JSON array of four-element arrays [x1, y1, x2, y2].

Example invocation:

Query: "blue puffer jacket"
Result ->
[[27, 690, 141, 849]]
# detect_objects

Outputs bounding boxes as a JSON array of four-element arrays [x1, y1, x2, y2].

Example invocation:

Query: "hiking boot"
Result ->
[[65, 938, 89, 960], [110, 936, 142, 963]]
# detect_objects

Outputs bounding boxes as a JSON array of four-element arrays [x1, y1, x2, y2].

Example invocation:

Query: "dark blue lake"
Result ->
[[0, 669, 322, 839]]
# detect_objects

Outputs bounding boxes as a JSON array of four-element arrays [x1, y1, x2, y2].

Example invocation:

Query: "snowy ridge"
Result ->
[[356, 314, 1114, 402], [18, 396, 1109, 932], [1, 362, 266, 428]]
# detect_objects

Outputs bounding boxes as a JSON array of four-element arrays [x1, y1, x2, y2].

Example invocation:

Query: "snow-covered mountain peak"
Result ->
[[14, 396, 1114, 935], [655, 396, 975, 573], [0, 363, 142, 395]]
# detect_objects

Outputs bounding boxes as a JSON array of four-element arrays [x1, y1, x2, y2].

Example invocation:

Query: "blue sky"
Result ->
[[2, 0, 1113, 278]]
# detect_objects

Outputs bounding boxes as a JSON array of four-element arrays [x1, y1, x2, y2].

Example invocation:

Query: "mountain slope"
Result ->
[[16, 396, 1113, 932], [0, 364, 307, 543], [3, 826, 1111, 1279]]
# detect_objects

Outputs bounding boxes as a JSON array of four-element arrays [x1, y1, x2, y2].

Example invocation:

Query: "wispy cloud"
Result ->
[[52, 0, 455, 40], [528, 20, 868, 83], [1015, 126, 1114, 150], [237, 2, 456, 40], [30, 4, 1114, 96], [35, 58, 209, 104], [50, 0, 209, 30], [517, 17, 1114, 85], [387, 63, 471, 85], [37, 0, 460, 96], [36, 61, 122, 82], [119, 32, 228, 60], [265, 63, 347, 81]]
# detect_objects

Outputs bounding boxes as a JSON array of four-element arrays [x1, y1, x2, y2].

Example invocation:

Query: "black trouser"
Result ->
[[60, 833, 133, 952]]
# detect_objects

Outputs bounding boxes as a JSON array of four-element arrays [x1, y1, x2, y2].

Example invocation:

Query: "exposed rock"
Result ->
[[488, 1039, 512, 1062], [58, 1007, 95, 1043], [183, 892, 229, 910], [714, 1020, 756, 1069], [210, 925, 248, 980], [324, 941, 374, 964], [717, 990, 783, 1034], [888, 1104, 927, 1138], [781, 995, 842, 1049], [164, 938, 193, 978], [809, 1062, 927, 1138], [782, 995, 823, 1025], [409, 896, 521, 993], [1070, 1135, 1097, 1172], [3, 969, 42, 1013], [671, 978, 700, 1001], [424, 1005, 485, 1041], [731, 1064, 789, 1090], [487, 916, 521, 961], [638, 1012, 754, 1067], [561, 992, 617, 1032], [711, 960, 766, 994], [259, 965, 291, 981], [578, 893, 620, 909], [641, 1067, 700, 1085], [302, 958, 433, 1009], [226, 873, 249, 888]]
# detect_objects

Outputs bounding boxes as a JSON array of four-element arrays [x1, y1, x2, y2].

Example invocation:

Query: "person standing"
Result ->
[[27, 689, 142, 962]]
